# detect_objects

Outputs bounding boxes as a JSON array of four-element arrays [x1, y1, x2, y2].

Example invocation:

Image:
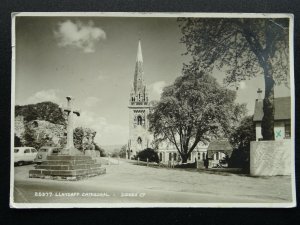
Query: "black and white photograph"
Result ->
[[10, 12, 295, 208]]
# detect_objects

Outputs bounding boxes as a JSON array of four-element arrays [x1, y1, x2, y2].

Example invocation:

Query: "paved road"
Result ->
[[12, 161, 293, 205]]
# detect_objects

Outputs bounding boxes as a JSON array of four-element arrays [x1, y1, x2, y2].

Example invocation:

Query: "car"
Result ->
[[14, 147, 38, 166], [34, 146, 62, 164]]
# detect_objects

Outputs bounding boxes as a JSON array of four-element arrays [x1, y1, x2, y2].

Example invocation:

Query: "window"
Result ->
[[174, 153, 177, 161], [159, 152, 162, 162], [188, 154, 191, 161], [14, 149, 19, 153], [31, 149, 37, 153], [198, 152, 201, 160], [216, 152, 219, 160], [137, 116, 143, 125], [285, 123, 291, 138], [24, 149, 30, 154], [169, 153, 172, 161], [202, 152, 206, 160]]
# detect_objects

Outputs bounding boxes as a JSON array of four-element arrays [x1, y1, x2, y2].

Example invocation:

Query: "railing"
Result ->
[[130, 102, 148, 106]]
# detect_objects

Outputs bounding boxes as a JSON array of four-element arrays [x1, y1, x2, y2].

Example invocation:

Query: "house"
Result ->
[[157, 142, 208, 165], [253, 90, 291, 141], [207, 139, 233, 168]]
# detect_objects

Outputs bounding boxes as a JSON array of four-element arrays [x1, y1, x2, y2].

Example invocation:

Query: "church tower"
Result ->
[[127, 40, 150, 159]]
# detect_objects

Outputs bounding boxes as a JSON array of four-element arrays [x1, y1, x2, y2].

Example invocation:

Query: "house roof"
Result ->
[[253, 96, 291, 122], [207, 140, 233, 151], [207, 140, 233, 158]]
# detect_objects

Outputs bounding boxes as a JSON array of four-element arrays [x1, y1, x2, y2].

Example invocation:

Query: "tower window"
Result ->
[[137, 116, 143, 125]]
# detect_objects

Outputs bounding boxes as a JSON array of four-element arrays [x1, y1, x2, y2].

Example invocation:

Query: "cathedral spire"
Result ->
[[136, 40, 143, 62], [133, 40, 144, 92]]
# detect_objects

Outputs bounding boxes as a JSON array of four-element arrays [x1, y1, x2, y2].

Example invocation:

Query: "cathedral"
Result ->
[[127, 40, 151, 159], [127, 41, 208, 164]]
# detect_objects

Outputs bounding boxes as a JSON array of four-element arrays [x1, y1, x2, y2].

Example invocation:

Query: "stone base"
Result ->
[[250, 140, 291, 176], [60, 147, 83, 156], [84, 150, 96, 157], [29, 155, 106, 181]]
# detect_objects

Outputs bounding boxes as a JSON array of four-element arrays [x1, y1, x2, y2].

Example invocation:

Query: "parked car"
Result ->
[[14, 147, 38, 166], [34, 146, 62, 164]]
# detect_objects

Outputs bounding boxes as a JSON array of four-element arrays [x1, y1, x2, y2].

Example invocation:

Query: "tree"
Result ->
[[178, 18, 289, 140], [73, 127, 84, 151], [23, 124, 36, 148], [119, 144, 127, 158], [94, 144, 107, 157], [14, 134, 22, 147], [136, 148, 159, 163], [111, 149, 120, 158], [23, 124, 55, 149], [148, 71, 246, 163], [73, 127, 97, 152], [15, 101, 66, 125], [229, 115, 256, 168]]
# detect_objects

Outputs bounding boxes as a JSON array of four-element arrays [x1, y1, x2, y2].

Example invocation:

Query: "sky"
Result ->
[[14, 16, 291, 146]]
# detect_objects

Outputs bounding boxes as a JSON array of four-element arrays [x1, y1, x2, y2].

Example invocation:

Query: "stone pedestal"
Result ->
[[84, 150, 96, 157], [61, 147, 83, 156], [250, 140, 291, 176], [29, 155, 106, 181]]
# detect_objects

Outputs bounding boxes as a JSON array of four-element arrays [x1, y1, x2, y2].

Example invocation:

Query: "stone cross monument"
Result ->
[[62, 96, 81, 155], [29, 96, 106, 180]]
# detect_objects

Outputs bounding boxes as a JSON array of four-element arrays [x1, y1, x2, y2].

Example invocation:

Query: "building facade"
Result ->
[[253, 91, 291, 141], [127, 41, 151, 159], [157, 142, 208, 165]]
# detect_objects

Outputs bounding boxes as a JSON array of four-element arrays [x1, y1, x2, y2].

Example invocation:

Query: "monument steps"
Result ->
[[28, 97, 106, 181], [41, 159, 96, 165], [29, 154, 106, 180], [35, 163, 102, 170]]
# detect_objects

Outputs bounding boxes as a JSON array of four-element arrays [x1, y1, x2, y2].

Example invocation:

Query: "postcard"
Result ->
[[10, 12, 296, 208]]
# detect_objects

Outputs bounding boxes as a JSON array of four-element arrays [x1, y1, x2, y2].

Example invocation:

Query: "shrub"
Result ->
[[136, 148, 159, 163]]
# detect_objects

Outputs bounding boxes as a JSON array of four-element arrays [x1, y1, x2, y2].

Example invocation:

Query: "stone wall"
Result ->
[[15, 117, 101, 155], [28, 120, 66, 147], [250, 140, 292, 176], [15, 116, 25, 143]]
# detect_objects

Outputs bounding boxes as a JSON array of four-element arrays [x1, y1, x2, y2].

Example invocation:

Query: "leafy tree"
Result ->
[[111, 149, 120, 158], [73, 127, 84, 151], [178, 18, 289, 140], [73, 127, 97, 152], [15, 101, 66, 125], [14, 134, 22, 147], [23, 124, 55, 149], [119, 144, 127, 158], [230, 115, 256, 151], [136, 148, 159, 163], [95, 143, 106, 157], [148, 71, 245, 163], [229, 115, 256, 169], [23, 124, 36, 147]]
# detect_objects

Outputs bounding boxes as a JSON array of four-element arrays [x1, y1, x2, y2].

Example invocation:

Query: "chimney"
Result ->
[[257, 88, 262, 101]]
